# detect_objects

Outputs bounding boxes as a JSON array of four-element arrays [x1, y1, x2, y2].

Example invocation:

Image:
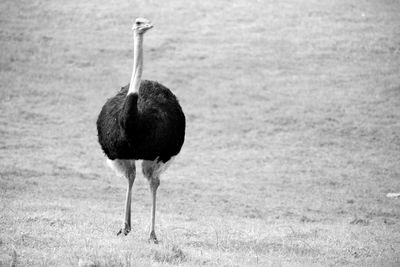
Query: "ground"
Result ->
[[1, 0, 400, 266]]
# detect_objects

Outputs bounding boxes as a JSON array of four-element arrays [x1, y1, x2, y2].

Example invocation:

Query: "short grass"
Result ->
[[1, 0, 400, 266]]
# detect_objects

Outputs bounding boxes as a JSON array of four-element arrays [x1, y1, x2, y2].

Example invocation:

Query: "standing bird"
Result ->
[[96, 18, 185, 244]]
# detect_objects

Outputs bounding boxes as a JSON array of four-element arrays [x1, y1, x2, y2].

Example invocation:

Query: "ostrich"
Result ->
[[96, 18, 185, 244]]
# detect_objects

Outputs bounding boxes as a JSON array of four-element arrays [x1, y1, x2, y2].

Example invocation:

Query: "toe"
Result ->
[[148, 231, 158, 244], [116, 227, 131, 236]]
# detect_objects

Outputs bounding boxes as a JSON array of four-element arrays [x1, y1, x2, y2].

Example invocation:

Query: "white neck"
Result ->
[[128, 32, 144, 94]]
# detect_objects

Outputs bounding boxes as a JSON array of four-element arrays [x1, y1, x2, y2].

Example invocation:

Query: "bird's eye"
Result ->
[[136, 21, 142, 25]]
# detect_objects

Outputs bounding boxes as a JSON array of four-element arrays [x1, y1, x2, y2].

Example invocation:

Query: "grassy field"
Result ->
[[1, 0, 400, 266]]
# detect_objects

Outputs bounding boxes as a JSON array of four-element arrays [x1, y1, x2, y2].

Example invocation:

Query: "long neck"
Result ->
[[128, 32, 144, 94]]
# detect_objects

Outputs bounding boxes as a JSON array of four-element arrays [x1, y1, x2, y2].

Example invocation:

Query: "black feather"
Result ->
[[97, 80, 185, 163]]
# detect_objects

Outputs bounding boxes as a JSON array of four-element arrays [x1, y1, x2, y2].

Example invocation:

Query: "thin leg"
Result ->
[[142, 159, 170, 244], [108, 159, 136, 236], [149, 178, 160, 243], [117, 178, 134, 236]]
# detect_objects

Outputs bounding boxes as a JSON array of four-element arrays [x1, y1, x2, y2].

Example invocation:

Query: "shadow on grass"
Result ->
[[150, 245, 187, 265]]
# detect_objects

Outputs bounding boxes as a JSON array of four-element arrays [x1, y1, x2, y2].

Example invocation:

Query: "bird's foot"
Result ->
[[116, 224, 131, 236], [148, 231, 158, 244]]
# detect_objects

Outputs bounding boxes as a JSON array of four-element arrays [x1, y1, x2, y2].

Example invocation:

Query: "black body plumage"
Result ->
[[97, 80, 185, 163]]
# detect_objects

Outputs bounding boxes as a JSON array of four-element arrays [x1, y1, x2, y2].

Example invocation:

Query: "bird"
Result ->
[[96, 18, 185, 244]]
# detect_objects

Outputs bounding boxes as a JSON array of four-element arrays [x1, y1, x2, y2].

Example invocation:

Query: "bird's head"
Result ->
[[132, 18, 153, 34]]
